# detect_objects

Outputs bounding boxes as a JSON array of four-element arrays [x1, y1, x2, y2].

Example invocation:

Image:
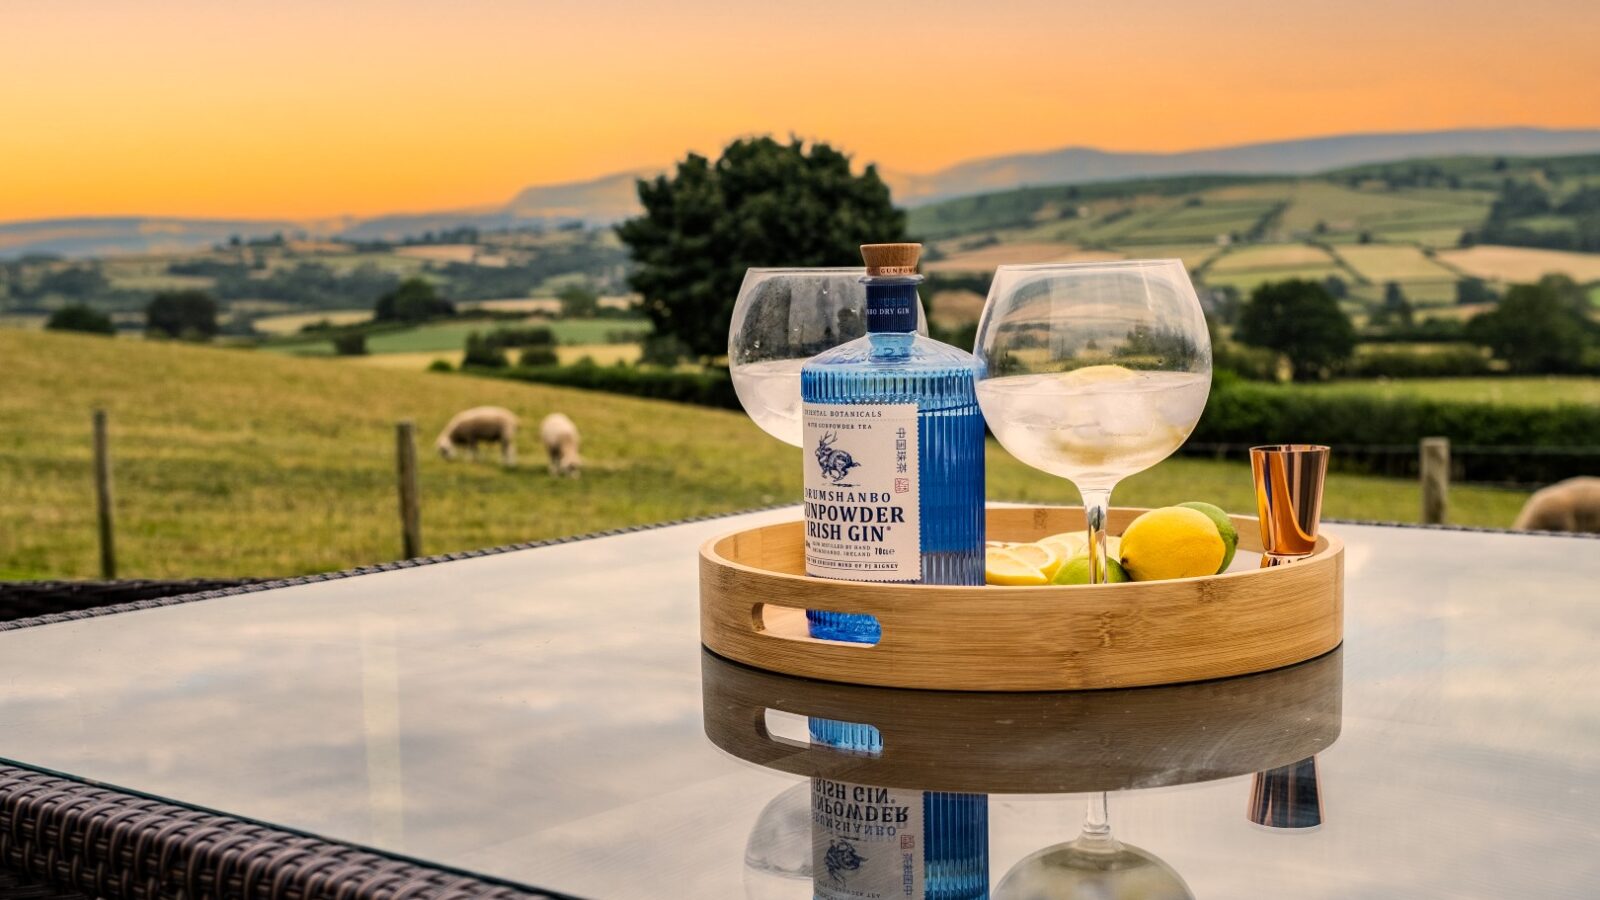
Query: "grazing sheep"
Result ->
[[1513, 477, 1600, 534], [435, 406, 518, 467], [540, 413, 581, 477]]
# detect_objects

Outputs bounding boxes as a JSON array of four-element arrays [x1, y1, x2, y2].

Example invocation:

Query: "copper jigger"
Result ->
[[1248, 756, 1324, 830], [1250, 444, 1329, 565]]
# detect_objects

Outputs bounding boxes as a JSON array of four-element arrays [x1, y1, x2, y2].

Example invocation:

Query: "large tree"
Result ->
[[616, 136, 906, 360], [1465, 276, 1595, 373], [146, 290, 219, 340], [1236, 279, 1356, 381], [374, 277, 453, 323]]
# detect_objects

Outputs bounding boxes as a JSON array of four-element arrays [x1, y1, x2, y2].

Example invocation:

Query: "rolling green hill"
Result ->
[[0, 331, 1533, 579]]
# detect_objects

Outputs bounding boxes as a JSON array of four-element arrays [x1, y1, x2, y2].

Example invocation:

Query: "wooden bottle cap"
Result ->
[[861, 243, 921, 276]]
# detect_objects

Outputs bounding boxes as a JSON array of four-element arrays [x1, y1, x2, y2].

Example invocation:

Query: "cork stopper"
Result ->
[[861, 243, 922, 277]]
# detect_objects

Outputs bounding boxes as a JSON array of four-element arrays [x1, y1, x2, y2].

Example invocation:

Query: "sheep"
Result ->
[[1513, 477, 1600, 534], [540, 413, 582, 477], [435, 406, 518, 467]]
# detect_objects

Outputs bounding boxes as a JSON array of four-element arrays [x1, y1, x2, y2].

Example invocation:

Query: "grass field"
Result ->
[[252, 309, 373, 335], [269, 318, 652, 355], [1302, 376, 1600, 408], [1, 331, 1537, 580], [1438, 245, 1600, 283], [1208, 244, 1337, 273], [1336, 244, 1458, 282]]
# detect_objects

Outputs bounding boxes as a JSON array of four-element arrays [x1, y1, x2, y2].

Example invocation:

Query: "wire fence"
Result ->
[[1182, 442, 1600, 489]]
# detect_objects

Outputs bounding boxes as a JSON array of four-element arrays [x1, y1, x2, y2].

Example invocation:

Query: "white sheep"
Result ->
[[540, 413, 582, 477], [435, 406, 519, 467], [1513, 477, 1600, 534]]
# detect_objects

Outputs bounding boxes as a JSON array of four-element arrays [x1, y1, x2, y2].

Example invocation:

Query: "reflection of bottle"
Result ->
[[809, 719, 988, 899], [801, 243, 985, 637]]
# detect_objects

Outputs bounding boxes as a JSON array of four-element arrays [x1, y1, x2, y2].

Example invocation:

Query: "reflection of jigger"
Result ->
[[1248, 756, 1324, 830], [1251, 445, 1330, 565]]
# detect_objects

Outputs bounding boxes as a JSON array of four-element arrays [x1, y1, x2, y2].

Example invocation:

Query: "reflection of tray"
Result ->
[[700, 505, 1344, 691], [701, 647, 1342, 794]]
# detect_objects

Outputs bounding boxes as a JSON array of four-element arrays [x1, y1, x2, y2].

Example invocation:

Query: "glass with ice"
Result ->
[[974, 260, 1212, 583]]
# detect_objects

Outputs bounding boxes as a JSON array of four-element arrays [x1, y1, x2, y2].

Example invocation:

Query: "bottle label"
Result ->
[[802, 403, 921, 582], [812, 778, 923, 900]]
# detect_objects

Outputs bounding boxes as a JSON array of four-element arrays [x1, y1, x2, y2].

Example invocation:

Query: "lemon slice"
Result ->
[[1037, 531, 1087, 560], [985, 547, 1049, 586], [1061, 364, 1139, 385], [1009, 542, 1066, 580], [1038, 532, 1119, 561]]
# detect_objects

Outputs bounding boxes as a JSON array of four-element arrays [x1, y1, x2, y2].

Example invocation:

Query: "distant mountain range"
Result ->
[[882, 127, 1600, 205], [5, 127, 1599, 259]]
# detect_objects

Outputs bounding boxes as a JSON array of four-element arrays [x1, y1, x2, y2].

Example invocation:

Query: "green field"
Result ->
[[1301, 376, 1600, 408], [1, 331, 1536, 580], [269, 318, 653, 356]]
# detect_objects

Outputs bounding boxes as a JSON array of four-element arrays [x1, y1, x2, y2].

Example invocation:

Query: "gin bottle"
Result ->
[[801, 243, 985, 641], [808, 718, 990, 900]]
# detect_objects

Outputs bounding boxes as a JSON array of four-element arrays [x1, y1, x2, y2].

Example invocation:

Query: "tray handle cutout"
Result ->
[[755, 603, 881, 647]]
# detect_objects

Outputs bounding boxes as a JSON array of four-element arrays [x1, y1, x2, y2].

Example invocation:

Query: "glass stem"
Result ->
[[1081, 791, 1112, 841], [1082, 488, 1112, 585]]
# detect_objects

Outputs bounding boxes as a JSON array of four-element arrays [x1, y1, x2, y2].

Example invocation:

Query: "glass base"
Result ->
[[805, 610, 881, 644]]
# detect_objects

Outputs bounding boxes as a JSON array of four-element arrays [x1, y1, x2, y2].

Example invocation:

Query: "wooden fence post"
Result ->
[[1420, 437, 1450, 526], [92, 409, 116, 579], [396, 421, 422, 559]]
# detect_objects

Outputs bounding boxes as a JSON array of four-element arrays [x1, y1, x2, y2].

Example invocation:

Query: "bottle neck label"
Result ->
[[865, 283, 918, 333], [802, 403, 921, 582]]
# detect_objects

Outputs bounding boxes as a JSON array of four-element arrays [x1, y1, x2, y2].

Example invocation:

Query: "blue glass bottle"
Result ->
[[808, 718, 989, 900], [800, 243, 985, 642]]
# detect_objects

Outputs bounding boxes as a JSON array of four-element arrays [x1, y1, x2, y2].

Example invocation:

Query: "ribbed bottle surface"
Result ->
[[809, 717, 990, 900], [802, 333, 986, 642]]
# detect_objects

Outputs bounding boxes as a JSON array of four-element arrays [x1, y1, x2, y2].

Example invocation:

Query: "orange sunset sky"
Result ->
[[4, 0, 1598, 222]]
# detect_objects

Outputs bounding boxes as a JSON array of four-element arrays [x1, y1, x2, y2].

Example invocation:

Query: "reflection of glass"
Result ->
[[729, 269, 926, 447], [974, 260, 1211, 583], [743, 781, 812, 899], [994, 792, 1193, 900]]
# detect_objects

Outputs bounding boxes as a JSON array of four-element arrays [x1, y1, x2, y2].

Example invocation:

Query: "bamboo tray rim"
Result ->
[[699, 505, 1342, 593], [698, 504, 1346, 692]]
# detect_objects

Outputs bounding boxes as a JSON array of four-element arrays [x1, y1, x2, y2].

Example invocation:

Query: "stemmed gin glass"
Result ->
[[973, 260, 1211, 584], [729, 268, 925, 447]]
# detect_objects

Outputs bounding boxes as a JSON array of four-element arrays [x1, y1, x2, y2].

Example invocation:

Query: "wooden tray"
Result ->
[[700, 505, 1343, 691], [701, 647, 1342, 794]]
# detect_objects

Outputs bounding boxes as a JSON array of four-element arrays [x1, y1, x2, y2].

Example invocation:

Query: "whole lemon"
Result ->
[[1118, 506, 1227, 582], [1177, 501, 1239, 573]]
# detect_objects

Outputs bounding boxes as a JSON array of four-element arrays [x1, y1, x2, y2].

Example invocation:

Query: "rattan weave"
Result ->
[[0, 765, 572, 900]]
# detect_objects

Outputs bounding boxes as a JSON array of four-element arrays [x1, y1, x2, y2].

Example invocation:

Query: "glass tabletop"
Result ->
[[0, 509, 1596, 898]]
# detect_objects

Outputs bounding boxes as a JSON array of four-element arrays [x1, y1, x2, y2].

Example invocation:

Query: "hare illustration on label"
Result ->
[[815, 432, 861, 485]]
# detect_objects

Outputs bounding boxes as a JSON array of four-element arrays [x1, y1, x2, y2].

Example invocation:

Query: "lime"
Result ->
[[1051, 554, 1131, 585], [1177, 501, 1239, 573], [1118, 506, 1227, 582]]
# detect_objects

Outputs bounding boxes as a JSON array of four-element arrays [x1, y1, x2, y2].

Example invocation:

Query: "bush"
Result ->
[[45, 304, 115, 335], [500, 361, 739, 409], [1213, 341, 1282, 381], [332, 332, 367, 356], [426, 359, 453, 372], [484, 325, 555, 349], [518, 346, 559, 366], [1191, 382, 1600, 482], [461, 331, 509, 368], [1342, 347, 1491, 378], [639, 333, 693, 367]]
